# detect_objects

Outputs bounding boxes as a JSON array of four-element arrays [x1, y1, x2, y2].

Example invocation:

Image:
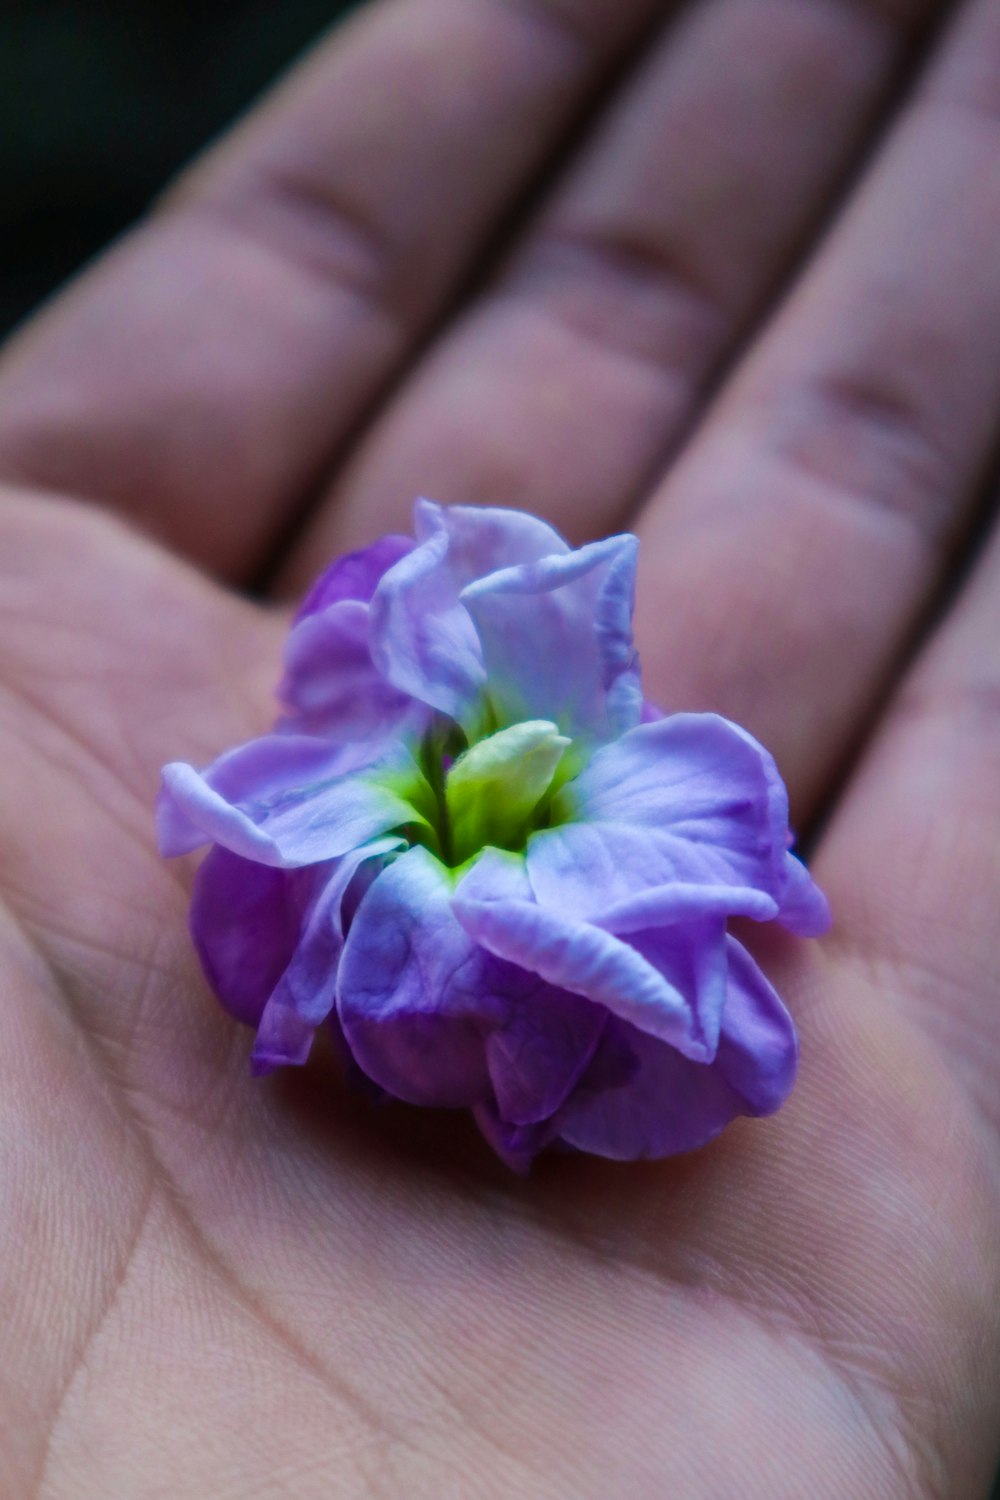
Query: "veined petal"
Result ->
[[279, 598, 426, 742], [779, 851, 832, 936], [453, 850, 712, 1060], [531, 714, 790, 917], [337, 846, 501, 1107], [158, 735, 434, 868], [369, 499, 568, 723], [556, 939, 797, 1159], [252, 836, 404, 1071], [461, 533, 641, 742], [189, 848, 317, 1025], [484, 983, 605, 1127]]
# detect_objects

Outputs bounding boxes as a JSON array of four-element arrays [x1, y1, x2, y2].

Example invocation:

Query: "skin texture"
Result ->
[[0, 0, 999, 1493]]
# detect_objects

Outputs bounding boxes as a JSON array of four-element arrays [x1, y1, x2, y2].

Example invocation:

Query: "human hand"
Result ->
[[0, 0, 998, 1494]]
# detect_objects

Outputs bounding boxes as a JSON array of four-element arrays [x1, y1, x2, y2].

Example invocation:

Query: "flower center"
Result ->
[[418, 719, 570, 867]]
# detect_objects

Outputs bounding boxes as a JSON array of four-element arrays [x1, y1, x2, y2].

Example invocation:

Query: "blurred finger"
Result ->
[[0, 0, 662, 579], [283, 0, 945, 584], [815, 497, 1000, 1132], [627, 0, 1000, 816]]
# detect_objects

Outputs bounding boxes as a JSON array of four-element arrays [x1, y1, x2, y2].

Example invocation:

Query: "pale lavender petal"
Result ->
[[530, 714, 790, 917], [369, 499, 567, 722], [252, 837, 404, 1071], [158, 736, 431, 867], [338, 846, 500, 1107], [461, 534, 641, 741], [279, 598, 425, 741]]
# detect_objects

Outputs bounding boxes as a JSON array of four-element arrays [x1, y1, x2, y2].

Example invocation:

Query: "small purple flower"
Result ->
[[158, 501, 829, 1168]]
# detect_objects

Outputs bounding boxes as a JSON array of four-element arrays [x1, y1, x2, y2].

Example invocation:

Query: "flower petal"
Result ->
[[251, 837, 404, 1071], [779, 851, 832, 937], [337, 846, 500, 1107], [295, 534, 414, 620], [453, 851, 711, 1060], [461, 533, 641, 741], [369, 499, 567, 723], [279, 598, 425, 742], [158, 735, 433, 867], [471, 1103, 560, 1174], [557, 939, 797, 1159], [189, 848, 316, 1025], [531, 714, 791, 917], [484, 973, 605, 1127], [712, 937, 799, 1111]]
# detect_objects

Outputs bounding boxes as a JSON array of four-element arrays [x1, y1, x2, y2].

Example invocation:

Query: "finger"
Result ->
[[625, 0, 1000, 817], [282, 0, 945, 586], [0, 0, 663, 580], [814, 497, 1000, 1133]]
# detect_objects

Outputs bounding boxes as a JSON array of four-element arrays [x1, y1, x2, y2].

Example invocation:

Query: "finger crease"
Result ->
[[760, 370, 960, 550], [506, 228, 728, 385]]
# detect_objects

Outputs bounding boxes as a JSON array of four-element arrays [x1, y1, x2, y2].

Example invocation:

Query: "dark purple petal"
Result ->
[[461, 534, 641, 742], [251, 837, 404, 1071], [712, 937, 799, 1111], [189, 847, 317, 1026], [453, 851, 713, 1060], [295, 534, 414, 621], [337, 847, 500, 1107], [472, 1102, 561, 1174], [482, 964, 605, 1126], [778, 851, 832, 936]]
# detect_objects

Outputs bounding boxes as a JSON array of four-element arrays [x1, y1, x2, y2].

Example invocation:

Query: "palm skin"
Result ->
[[2, 0, 1000, 1495]]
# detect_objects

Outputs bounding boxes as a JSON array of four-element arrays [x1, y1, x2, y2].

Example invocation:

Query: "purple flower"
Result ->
[[158, 501, 829, 1168]]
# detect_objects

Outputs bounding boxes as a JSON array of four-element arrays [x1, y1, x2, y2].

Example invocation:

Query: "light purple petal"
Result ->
[[279, 598, 426, 742], [295, 534, 414, 621], [712, 937, 799, 1109], [369, 499, 568, 723], [778, 851, 832, 937], [595, 882, 779, 933], [556, 938, 797, 1159], [252, 837, 404, 1071], [337, 846, 501, 1107], [530, 714, 790, 917], [158, 735, 432, 867], [453, 852, 712, 1061], [461, 534, 641, 741]]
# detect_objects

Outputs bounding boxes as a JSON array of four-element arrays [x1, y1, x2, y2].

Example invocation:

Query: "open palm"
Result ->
[[1, 1, 999, 1494]]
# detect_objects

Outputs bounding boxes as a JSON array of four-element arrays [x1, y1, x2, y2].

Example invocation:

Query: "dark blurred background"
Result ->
[[0, 1, 357, 339]]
